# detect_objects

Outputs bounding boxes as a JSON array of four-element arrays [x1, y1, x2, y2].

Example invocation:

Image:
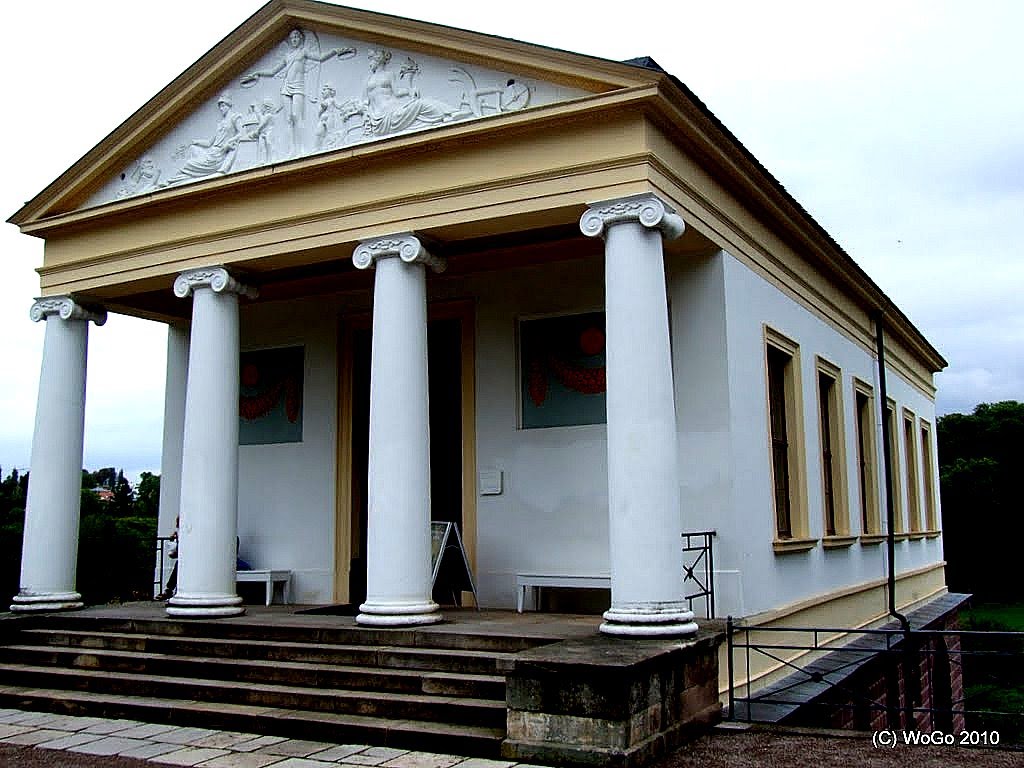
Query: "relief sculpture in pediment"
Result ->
[[88, 27, 588, 208]]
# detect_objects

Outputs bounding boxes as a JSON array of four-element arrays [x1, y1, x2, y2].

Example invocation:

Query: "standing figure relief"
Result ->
[[241, 28, 356, 157]]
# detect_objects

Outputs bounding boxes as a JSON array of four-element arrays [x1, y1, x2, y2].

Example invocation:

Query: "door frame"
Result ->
[[334, 298, 478, 604]]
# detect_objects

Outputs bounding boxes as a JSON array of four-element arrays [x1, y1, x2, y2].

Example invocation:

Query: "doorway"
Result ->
[[340, 304, 475, 608]]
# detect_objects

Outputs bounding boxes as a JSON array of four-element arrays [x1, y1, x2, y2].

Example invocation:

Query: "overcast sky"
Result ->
[[1, 0, 1021, 480]]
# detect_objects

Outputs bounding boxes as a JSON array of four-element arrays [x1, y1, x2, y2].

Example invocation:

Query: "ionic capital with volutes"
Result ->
[[352, 233, 446, 273], [29, 297, 107, 325], [579, 193, 686, 241], [173, 267, 258, 299]]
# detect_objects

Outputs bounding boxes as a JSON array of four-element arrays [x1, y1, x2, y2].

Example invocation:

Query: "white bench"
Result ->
[[516, 573, 610, 613], [236, 570, 292, 606]]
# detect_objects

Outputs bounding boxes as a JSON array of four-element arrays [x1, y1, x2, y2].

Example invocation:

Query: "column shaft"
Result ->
[[354, 234, 443, 626], [168, 269, 253, 618], [156, 324, 188, 593], [582, 194, 698, 637], [12, 298, 105, 612]]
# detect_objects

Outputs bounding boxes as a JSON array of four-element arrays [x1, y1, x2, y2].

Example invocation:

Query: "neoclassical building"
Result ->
[[10, 0, 947, 639]]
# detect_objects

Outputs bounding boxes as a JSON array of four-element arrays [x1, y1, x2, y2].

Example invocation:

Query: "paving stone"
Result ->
[[308, 744, 370, 762], [118, 722, 181, 739], [119, 741, 188, 760], [1, 728, 72, 745], [382, 753, 462, 768], [269, 759, 337, 768], [450, 760, 516, 768], [38, 715, 108, 731], [36, 732, 106, 750], [231, 735, 289, 752], [262, 739, 337, 757], [192, 731, 260, 749], [71, 736, 155, 756], [196, 752, 287, 767], [0, 724, 34, 739], [342, 747, 409, 766], [5, 712, 62, 726], [155, 746, 233, 765], [0, 712, 30, 724], [83, 718, 144, 734], [154, 727, 222, 744]]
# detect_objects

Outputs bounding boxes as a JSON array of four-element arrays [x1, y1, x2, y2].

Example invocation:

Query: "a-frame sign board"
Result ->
[[430, 521, 480, 609]]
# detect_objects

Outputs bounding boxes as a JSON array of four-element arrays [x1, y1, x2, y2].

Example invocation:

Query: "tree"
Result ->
[[135, 472, 160, 518], [110, 470, 135, 517], [938, 401, 1023, 601]]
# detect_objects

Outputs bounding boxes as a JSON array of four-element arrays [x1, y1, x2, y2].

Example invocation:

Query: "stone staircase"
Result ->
[[0, 613, 557, 758]]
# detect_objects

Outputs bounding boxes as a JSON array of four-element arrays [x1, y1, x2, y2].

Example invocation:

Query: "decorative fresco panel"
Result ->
[[239, 346, 304, 445], [520, 312, 607, 429]]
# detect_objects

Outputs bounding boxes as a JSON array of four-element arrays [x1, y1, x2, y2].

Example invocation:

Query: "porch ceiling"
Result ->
[[100, 221, 712, 323]]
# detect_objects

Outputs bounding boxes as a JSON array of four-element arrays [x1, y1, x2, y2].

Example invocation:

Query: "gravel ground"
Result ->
[[657, 727, 1021, 768]]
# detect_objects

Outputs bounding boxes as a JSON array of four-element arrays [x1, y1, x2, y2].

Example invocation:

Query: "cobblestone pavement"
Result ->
[[0, 708, 541, 768]]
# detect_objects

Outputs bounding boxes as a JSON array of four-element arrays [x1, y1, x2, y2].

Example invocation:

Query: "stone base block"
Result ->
[[502, 623, 725, 768]]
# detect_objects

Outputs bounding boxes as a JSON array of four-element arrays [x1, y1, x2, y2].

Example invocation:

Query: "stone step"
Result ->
[[16, 614, 547, 653], [0, 663, 506, 728], [0, 683, 505, 757], [0, 644, 505, 700], [16, 629, 516, 675]]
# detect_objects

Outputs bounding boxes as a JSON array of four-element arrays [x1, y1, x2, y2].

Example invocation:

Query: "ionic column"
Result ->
[[352, 234, 445, 627], [167, 268, 256, 618], [11, 297, 106, 612], [580, 194, 698, 637], [156, 324, 188, 593]]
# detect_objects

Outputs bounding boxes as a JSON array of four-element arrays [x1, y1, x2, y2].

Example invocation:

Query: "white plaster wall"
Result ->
[[446, 256, 611, 609], [228, 247, 943, 617], [238, 297, 339, 604], [709, 251, 944, 618]]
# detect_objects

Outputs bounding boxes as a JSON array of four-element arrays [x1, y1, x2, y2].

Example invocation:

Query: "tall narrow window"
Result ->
[[903, 412, 921, 533], [885, 401, 903, 533], [921, 421, 937, 530], [819, 374, 837, 536], [768, 346, 792, 538], [765, 328, 808, 547], [854, 382, 880, 537], [816, 363, 848, 539]]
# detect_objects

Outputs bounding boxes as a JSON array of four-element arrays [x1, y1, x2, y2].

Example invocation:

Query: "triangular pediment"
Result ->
[[13, 0, 661, 224]]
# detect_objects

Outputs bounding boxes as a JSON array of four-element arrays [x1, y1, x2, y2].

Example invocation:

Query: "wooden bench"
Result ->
[[236, 570, 292, 606], [516, 573, 610, 613]]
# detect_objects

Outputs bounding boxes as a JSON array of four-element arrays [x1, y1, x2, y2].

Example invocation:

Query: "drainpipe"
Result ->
[[874, 310, 910, 634]]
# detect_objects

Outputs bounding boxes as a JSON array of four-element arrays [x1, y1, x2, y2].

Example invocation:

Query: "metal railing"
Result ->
[[154, 536, 173, 596], [682, 530, 716, 619], [726, 619, 1024, 745]]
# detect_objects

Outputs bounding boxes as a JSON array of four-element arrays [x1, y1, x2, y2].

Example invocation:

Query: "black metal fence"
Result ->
[[153, 535, 173, 596], [682, 530, 715, 619], [726, 619, 1024, 746]]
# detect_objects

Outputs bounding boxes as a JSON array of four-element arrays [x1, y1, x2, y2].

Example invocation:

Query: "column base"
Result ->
[[600, 604, 699, 637], [10, 591, 83, 613], [357, 599, 443, 627], [166, 593, 245, 618]]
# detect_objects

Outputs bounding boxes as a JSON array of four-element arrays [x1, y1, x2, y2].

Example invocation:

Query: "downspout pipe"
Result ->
[[874, 310, 911, 634]]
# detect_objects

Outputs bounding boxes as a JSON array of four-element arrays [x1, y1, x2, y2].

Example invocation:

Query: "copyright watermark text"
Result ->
[[872, 730, 1000, 748]]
